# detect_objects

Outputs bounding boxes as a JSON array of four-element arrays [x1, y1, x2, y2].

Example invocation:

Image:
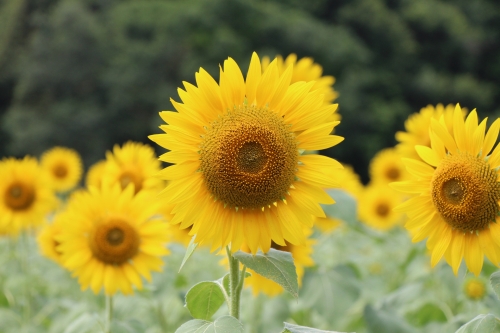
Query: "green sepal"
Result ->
[[179, 236, 198, 272]]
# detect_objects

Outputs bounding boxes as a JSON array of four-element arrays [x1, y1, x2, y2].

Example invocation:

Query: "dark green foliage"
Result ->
[[1, 0, 499, 179]]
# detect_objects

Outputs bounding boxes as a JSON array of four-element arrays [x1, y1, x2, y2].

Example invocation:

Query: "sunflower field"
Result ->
[[2, 0, 500, 333]]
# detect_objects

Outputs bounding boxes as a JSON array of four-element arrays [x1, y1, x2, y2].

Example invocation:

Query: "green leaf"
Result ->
[[405, 302, 447, 327], [185, 281, 225, 320], [364, 305, 417, 333], [233, 248, 298, 298], [321, 189, 358, 226], [174, 316, 244, 333], [282, 322, 353, 332], [455, 314, 500, 333], [179, 236, 198, 272], [300, 266, 360, 319], [490, 271, 500, 299]]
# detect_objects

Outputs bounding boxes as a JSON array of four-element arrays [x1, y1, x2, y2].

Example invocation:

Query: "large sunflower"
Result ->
[[396, 104, 466, 160], [102, 141, 164, 194], [0, 157, 58, 234], [392, 104, 500, 276], [150, 52, 343, 254], [41, 146, 83, 193], [56, 184, 170, 295]]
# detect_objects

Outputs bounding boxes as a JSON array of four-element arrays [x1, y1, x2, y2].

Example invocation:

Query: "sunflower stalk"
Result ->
[[21, 232, 32, 325], [104, 295, 113, 333], [227, 246, 245, 319]]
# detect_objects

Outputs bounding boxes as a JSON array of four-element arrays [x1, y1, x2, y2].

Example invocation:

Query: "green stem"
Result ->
[[226, 246, 244, 319], [21, 232, 31, 325], [104, 295, 113, 333]]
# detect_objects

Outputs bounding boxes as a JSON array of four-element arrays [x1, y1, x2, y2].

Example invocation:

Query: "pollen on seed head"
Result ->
[[431, 152, 500, 233], [199, 105, 298, 210]]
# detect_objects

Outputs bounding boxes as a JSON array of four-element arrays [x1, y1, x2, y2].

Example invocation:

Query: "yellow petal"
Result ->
[[415, 145, 440, 167], [483, 118, 500, 156], [158, 161, 199, 180], [402, 158, 434, 179], [453, 104, 467, 152], [430, 222, 452, 267], [449, 231, 465, 275], [472, 118, 487, 156], [464, 233, 483, 276], [430, 118, 457, 154], [390, 180, 429, 194], [245, 52, 262, 105], [269, 63, 293, 110]]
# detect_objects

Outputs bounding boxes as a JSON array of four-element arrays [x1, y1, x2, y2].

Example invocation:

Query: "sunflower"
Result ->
[[463, 278, 487, 300], [56, 184, 170, 295], [0, 157, 58, 235], [85, 160, 106, 188], [41, 147, 83, 193], [358, 184, 404, 231], [369, 148, 410, 185], [396, 104, 466, 160], [37, 217, 64, 264], [150, 52, 343, 254], [102, 142, 164, 194], [240, 228, 315, 297], [392, 104, 500, 276]]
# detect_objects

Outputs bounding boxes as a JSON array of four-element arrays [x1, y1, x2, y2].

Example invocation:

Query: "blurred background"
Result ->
[[1, 0, 500, 183]]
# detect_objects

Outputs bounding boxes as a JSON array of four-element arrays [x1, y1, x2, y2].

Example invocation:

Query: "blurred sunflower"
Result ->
[[150, 52, 343, 254], [57, 184, 170, 295], [103, 141, 164, 194], [358, 184, 404, 231], [41, 147, 83, 193], [241, 228, 315, 297], [463, 278, 487, 301], [85, 159, 106, 188], [37, 217, 64, 264], [396, 104, 466, 160], [369, 147, 409, 185], [392, 104, 500, 276], [0, 157, 58, 235]]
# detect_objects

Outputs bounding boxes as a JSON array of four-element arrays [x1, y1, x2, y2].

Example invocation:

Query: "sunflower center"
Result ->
[[53, 164, 68, 178], [89, 219, 140, 265], [376, 202, 390, 217], [200, 105, 298, 210], [119, 171, 143, 193], [385, 167, 400, 181], [4, 182, 35, 211], [237, 142, 268, 173], [431, 152, 500, 233]]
